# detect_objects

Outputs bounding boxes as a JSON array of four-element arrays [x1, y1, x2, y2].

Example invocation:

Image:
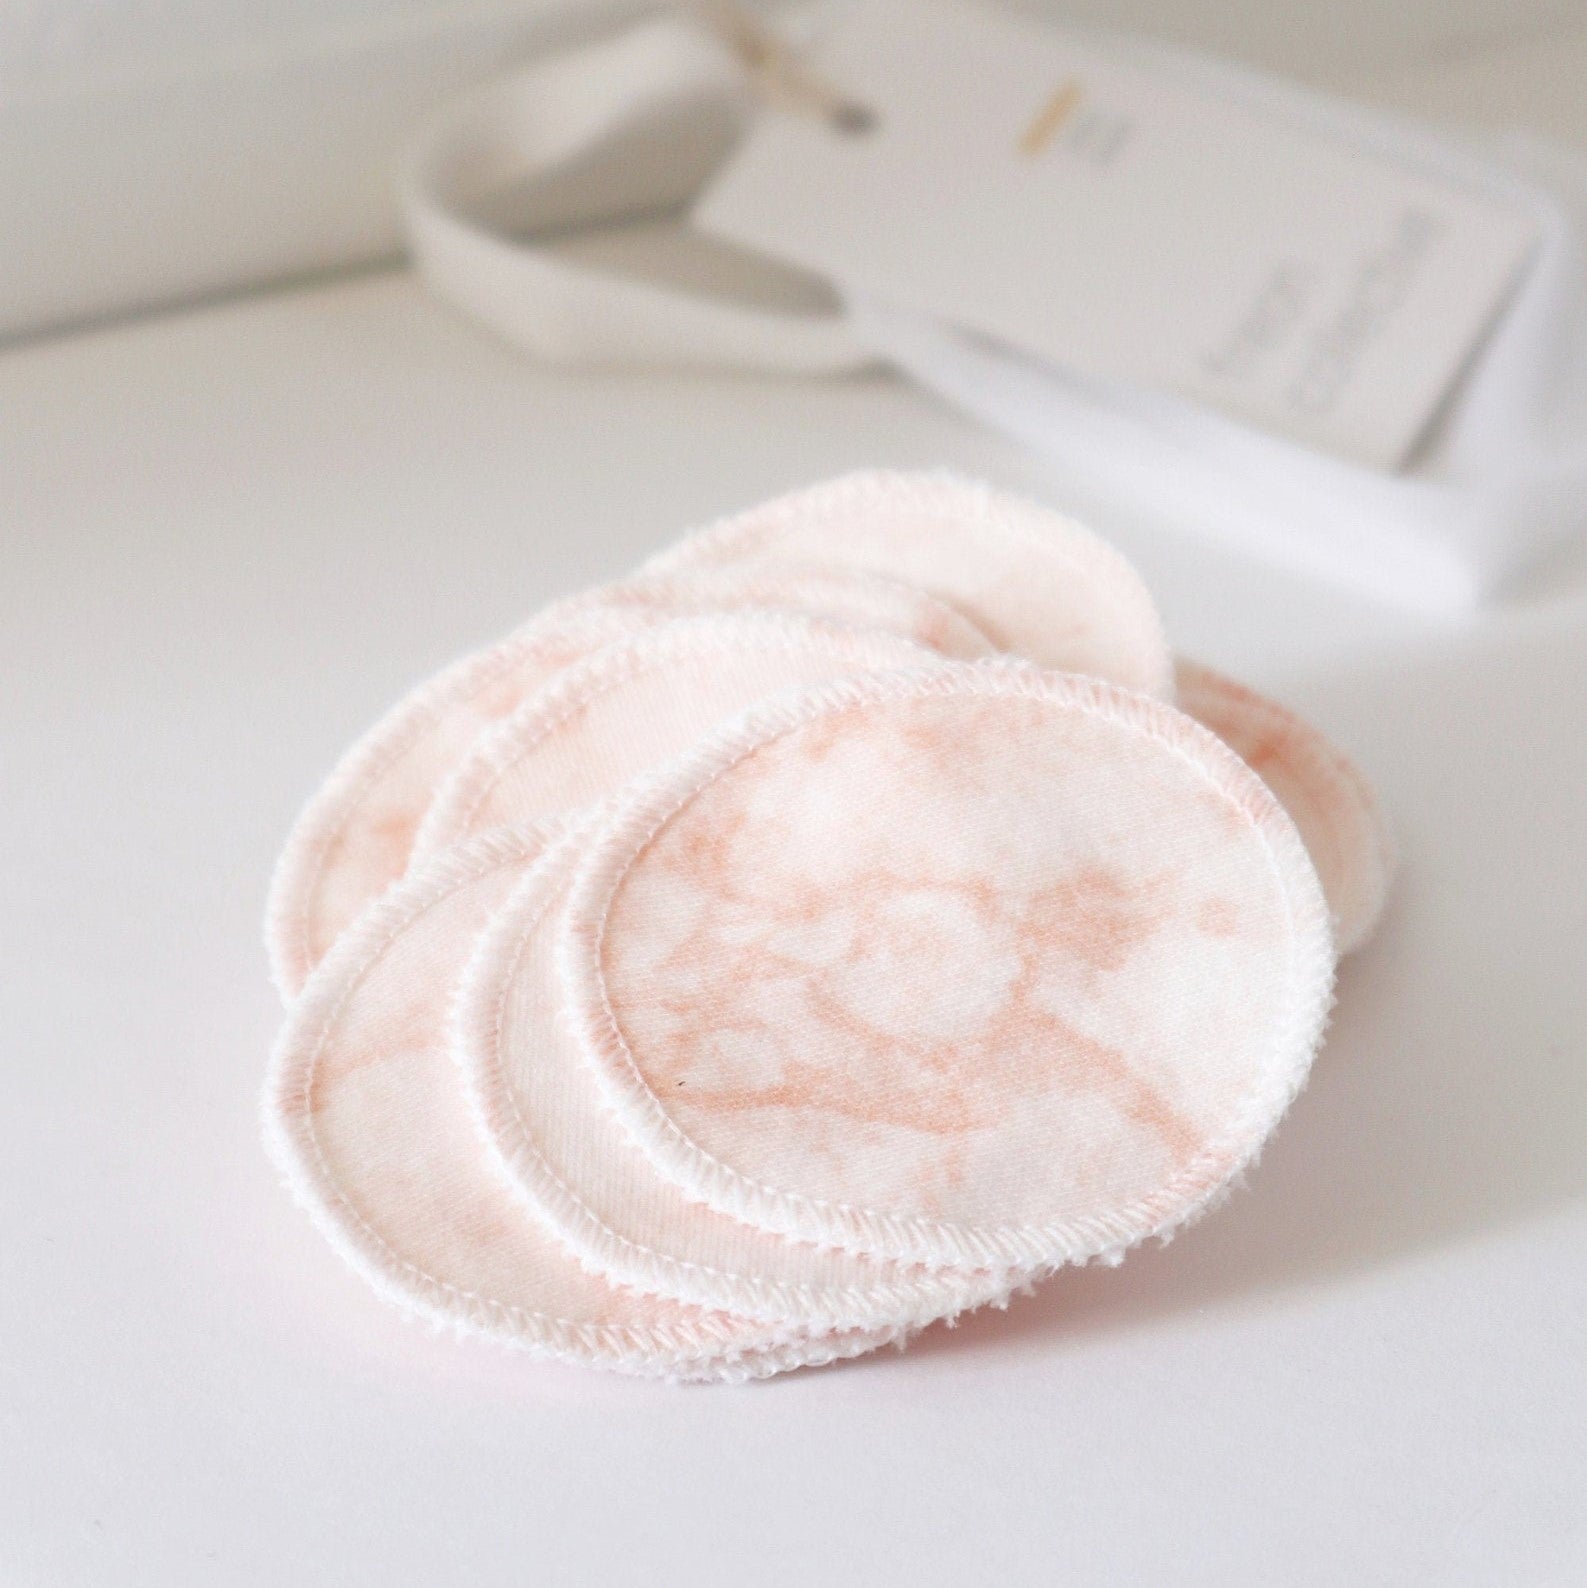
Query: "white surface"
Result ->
[[3, 272, 1586, 1585]]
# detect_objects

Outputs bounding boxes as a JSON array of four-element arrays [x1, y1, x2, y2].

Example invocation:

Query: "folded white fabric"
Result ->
[[263, 469, 1391, 1380], [401, 12, 1587, 609]]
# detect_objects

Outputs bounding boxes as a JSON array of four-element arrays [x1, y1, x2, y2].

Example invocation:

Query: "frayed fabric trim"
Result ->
[[413, 607, 944, 860], [452, 816, 1025, 1330], [262, 823, 894, 1380], [558, 658, 1337, 1274], [639, 468, 1177, 702]]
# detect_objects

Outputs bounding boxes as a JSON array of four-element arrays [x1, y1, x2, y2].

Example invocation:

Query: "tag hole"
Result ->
[[832, 102, 879, 136]]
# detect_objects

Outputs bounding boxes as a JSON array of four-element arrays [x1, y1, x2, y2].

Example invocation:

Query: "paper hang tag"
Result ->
[[695, 0, 1540, 470]]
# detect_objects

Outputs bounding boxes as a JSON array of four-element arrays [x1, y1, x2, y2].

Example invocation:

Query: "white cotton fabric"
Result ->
[[398, 15, 869, 375]]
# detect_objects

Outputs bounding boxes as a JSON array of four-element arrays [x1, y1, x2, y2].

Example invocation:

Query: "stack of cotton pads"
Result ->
[[263, 471, 1390, 1383]]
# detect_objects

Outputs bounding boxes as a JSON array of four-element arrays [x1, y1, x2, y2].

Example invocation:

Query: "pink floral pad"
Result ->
[[642, 470, 1174, 698], [415, 611, 942, 855], [454, 817, 1020, 1329], [561, 663, 1335, 1271], [1175, 660, 1392, 954], [265, 563, 992, 999], [263, 825, 895, 1380]]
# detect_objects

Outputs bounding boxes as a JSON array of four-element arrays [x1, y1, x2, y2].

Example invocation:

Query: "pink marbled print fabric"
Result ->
[[266, 564, 992, 999], [415, 612, 941, 855], [455, 820, 1016, 1328], [263, 825, 892, 1380], [571, 562, 993, 661], [642, 470, 1174, 698], [265, 607, 643, 999], [1176, 660, 1392, 954], [566, 665, 1333, 1271]]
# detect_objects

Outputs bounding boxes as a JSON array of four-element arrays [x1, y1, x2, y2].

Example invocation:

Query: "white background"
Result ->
[[4, 4, 1587, 1584]]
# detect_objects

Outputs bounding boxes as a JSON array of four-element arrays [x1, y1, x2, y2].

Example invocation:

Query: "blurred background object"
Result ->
[[4, 0, 1587, 342]]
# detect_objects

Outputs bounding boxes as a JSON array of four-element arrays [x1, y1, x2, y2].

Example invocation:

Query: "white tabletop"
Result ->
[[3, 272, 1585, 1586]]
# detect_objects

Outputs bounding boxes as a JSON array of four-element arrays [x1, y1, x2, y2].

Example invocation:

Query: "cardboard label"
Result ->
[[697, 0, 1539, 467]]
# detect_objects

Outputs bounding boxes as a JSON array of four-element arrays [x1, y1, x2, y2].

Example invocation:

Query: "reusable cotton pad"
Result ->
[[415, 610, 940, 854], [454, 817, 1017, 1328], [262, 469, 1390, 1383], [263, 823, 893, 1380], [266, 562, 988, 997], [561, 662, 1335, 1271], [1175, 660, 1392, 954], [642, 470, 1174, 697]]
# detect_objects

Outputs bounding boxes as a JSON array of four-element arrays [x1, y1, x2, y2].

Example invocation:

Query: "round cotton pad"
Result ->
[[415, 610, 941, 855], [1176, 659, 1392, 954], [562, 662, 1335, 1272], [641, 470, 1174, 697], [266, 563, 989, 999], [262, 824, 893, 1381], [454, 817, 1018, 1329]]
